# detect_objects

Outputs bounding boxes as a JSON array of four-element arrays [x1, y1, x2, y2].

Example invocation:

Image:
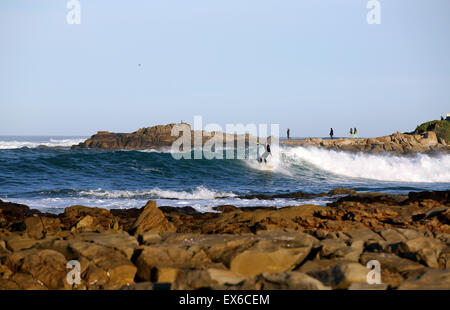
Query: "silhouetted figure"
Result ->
[[441, 116, 444, 121], [350, 128, 353, 137], [354, 127, 358, 138], [330, 128, 334, 139], [258, 141, 272, 164], [287, 128, 290, 140]]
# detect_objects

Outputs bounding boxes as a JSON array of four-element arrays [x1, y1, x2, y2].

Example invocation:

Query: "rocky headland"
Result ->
[[71, 123, 256, 151], [281, 131, 449, 155], [0, 189, 449, 290], [71, 120, 450, 155]]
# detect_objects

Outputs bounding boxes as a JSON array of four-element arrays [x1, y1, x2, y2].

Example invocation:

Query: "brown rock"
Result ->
[[251, 272, 330, 290], [360, 252, 425, 287], [390, 237, 445, 268], [23, 216, 44, 239], [298, 260, 369, 289], [229, 239, 311, 277], [130, 201, 176, 235], [135, 245, 211, 281], [398, 269, 450, 290], [62, 205, 116, 232], [68, 238, 137, 286], [5, 249, 71, 289]]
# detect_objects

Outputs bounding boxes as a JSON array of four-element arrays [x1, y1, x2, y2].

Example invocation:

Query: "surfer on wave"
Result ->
[[258, 141, 272, 164]]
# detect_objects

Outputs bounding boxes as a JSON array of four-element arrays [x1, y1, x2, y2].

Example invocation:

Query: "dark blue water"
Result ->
[[0, 136, 449, 213]]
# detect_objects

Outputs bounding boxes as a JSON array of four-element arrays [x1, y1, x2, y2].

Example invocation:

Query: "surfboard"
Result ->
[[261, 164, 274, 170]]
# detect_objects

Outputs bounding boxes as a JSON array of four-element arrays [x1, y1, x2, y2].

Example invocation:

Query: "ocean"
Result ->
[[0, 136, 449, 214]]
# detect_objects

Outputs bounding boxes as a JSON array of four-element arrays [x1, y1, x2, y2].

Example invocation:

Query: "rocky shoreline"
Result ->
[[0, 189, 449, 290], [281, 131, 449, 155]]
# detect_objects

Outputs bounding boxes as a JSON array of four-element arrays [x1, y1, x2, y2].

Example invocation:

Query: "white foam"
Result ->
[[4, 196, 332, 214], [245, 144, 292, 175], [78, 185, 237, 200], [0, 138, 85, 149], [282, 146, 450, 183]]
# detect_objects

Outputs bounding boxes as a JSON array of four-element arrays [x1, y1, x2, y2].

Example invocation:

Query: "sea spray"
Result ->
[[282, 146, 450, 183]]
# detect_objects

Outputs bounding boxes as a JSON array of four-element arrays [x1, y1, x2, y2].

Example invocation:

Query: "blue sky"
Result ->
[[1, 0, 449, 137]]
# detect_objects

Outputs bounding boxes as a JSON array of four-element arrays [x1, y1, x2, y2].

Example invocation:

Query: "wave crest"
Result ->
[[78, 186, 237, 200], [282, 146, 450, 183]]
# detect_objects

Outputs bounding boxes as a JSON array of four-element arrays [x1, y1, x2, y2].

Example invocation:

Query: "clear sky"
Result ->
[[1, 0, 449, 137]]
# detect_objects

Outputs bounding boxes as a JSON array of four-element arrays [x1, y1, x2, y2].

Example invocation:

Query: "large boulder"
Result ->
[[135, 244, 211, 281], [130, 201, 176, 235], [61, 206, 118, 232], [4, 249, 71, 289], [229, 239, 311, 277]]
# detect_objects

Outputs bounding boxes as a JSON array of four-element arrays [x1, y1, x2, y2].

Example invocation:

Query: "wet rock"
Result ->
[[327, 188, 357, 196], [406, 191, 450, 205], [130, 201, 176, 235]]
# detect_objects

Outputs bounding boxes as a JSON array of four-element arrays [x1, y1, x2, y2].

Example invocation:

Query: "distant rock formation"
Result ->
[[72, 121, 450, 154], [72, 123, 258, 150], [281, 131, 449, 155]]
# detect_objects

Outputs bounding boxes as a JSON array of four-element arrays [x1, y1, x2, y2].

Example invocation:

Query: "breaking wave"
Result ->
[[0, 138, 85, 149], [78, 186, 237, 200], [281, 146, 450, 183]]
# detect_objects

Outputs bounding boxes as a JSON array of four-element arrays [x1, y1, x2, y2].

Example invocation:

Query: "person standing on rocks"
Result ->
[[287, 128, 290, 140], [354, 127, 358, 138], [350, 128, 353, 137], [330, 128, 334, 139]]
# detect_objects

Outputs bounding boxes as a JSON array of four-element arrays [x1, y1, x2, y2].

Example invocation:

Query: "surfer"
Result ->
[[257, 141, 272, 164]]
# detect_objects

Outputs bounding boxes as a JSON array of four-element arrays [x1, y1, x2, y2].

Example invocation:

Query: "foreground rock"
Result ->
[[0, 190, 449, 290]]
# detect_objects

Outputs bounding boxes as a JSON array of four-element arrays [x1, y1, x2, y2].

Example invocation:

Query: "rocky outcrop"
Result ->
[[0, 190, 449, 290], [130, 201, 176, 236], [72, 123, 257, 151], [282, 131, 449, 155]]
